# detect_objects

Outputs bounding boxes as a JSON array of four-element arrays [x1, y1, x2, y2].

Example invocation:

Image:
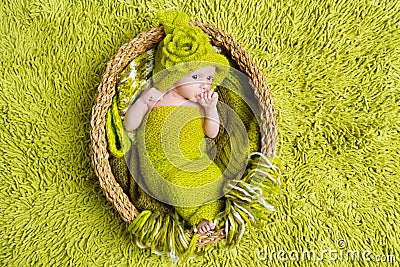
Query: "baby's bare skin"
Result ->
[[197, 220, 216, 234]]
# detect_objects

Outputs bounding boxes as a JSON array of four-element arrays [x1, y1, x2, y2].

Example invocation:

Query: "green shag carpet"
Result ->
[[1, 0, 399, 266]]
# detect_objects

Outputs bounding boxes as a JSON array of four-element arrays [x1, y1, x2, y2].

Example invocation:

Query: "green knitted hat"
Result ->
[[152, 10, 230, 91]]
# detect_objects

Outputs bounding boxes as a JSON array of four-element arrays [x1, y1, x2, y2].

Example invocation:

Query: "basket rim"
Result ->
[[89, 21, 278, 247]]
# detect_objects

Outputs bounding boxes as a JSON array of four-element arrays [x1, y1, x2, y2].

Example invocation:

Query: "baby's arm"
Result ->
[[198, 91, 220, 138], [124, 87, 163, 131]]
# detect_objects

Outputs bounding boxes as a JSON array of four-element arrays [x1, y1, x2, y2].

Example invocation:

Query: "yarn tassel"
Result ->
[[217, 152, 283, 248], [150, 215, 165, 255], [161, 215, 171, 253], [214, 198, 232, 221], [226, 214, 237, 248], [126, 153, 282, 260], [128, 210, 152, 236], [233, 203, 254, 231], [181, 233, 199, 261], [173, 224, 186, 255], [172, 213, 190, 255], [233, 202, 255, 231], [229, 204, 246, 249], [141, 211, 161, 246], [151, 214, 168, 254], [147, 213, 163, 247]]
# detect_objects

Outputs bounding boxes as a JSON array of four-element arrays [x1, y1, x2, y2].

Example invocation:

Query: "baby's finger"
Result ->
[[198, 97, 206, 105], [206, 91, 214, 100]]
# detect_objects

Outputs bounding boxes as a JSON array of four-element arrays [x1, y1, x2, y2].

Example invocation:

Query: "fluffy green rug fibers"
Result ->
[[1, 0, 399, 266]]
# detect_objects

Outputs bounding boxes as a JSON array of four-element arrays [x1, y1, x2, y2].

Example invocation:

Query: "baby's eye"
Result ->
[[191, 75, 199, 80], [207, 76, 214, 81]]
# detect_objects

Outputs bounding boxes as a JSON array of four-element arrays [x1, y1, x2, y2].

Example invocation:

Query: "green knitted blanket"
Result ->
[[1, 0, 399, 266], [135, 105, 225, 227]]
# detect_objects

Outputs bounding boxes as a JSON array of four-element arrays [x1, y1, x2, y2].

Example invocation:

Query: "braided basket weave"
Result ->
[[89, 21, 277, 246]]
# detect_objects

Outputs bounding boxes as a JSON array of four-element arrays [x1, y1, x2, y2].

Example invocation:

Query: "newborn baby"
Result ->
[[124, 66, 224, 234], [124, 9, 230, 234]]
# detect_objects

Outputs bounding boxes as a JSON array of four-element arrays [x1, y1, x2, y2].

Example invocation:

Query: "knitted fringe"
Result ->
[[105, 95, 131, 157], [215, 152, 282, 249], [127, 152, 283, 262], [127, 210, 197, 263]]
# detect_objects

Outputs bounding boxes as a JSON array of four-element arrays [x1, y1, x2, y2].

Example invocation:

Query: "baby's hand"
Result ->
[[140, 87, 164, 105], [197, 91, 218, 110]]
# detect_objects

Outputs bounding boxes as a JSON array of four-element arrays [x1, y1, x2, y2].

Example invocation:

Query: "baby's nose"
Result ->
[[200, 81, 211, 91]]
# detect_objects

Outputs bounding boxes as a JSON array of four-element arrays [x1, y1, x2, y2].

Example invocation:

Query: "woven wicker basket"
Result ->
[[89, 21, 278, 246]]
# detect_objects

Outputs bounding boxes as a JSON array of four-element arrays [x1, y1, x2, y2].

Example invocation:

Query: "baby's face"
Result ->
[[172, 66, 216, 102]]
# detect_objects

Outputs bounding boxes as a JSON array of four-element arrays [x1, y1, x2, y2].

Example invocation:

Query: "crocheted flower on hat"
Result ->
[[161, 26, 209, 71], [152, 10, 230, 91]]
